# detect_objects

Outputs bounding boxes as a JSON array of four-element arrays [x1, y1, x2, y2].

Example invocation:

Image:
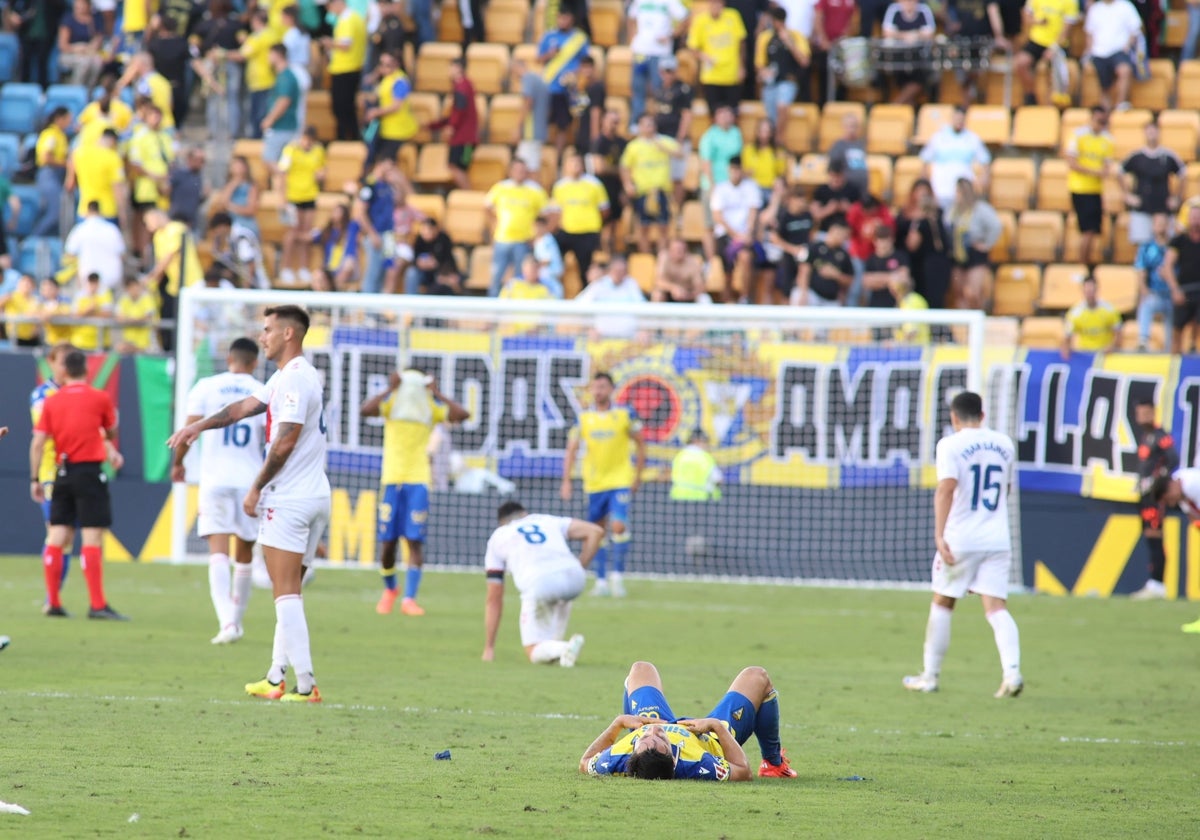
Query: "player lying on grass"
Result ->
[[1151, 469, 1200, 634], [482, 501, 604, 666], [579, 661, 797, 781]]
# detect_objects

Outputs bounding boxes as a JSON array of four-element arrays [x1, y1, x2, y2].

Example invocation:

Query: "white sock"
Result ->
[[267, 616, 288, 684], [529, 640, 570, 664], [231, 563, 253, 627], [276, 595, 315, 692], [208, 553, 233, 628], [987, 609, 1022, 680], [923, 603, 953, 679]]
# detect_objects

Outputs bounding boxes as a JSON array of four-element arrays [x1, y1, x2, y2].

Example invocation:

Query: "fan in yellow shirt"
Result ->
[[128, 102, 174, 211], [499, 256, 553, 334], [2, 274, 40, 346], [122, 0, 159, 41], [116, 53, 176, 130], [115, 277, 159, 353], [891, 275, 931, 345], [77, 89, 136, 147], [70, 274, 114, 352], [235, 9, 279, 136], [620, 114, 682, 252], [551, 153, 609, 236], [276, 129, 327, 282], [39, 279, 73, 346], [1063, 275, 1122, 355], [485, 160, 550, 245], [328, 1, 368, 75], [66, 129, 127, 221], [686, 0, 747, 94], [741, 119, 787, 195]]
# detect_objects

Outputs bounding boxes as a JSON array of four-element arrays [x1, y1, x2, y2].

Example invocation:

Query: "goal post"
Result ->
[[171, 287, 1016, 588]]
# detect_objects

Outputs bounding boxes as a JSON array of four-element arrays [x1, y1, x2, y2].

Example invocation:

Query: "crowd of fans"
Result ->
[[0, 0, 1195, 353]]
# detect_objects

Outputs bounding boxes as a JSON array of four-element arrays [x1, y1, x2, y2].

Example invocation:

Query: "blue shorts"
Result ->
[[587, 489, 631, 525], [624, 686, 756, 745], [378, 483, 429, 543]]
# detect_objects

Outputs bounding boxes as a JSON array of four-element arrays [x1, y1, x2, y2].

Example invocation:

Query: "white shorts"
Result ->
[[932, 549, 1011, 600], [257, 494, 331, 561], [518, 565, 586, 646], [197, 485, 259, 543], [516, 140, 543, 172]]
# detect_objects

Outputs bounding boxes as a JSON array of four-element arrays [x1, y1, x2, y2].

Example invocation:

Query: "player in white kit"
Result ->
[[169, 305, 330, 702], [1151, 469, 1200, 633], [482, 500, 605, 666], [172, 338, 266, 645], [903, 391, 1024, 698]]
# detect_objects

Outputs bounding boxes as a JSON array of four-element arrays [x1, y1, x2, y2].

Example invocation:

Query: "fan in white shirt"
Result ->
[[574, 258, 646, 337], [64, 202, 126, 292], [1084, 0, 1143, 110]]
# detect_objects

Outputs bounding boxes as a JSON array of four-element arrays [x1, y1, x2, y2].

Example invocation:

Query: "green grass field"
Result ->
[[1, 557, 1198, 839]]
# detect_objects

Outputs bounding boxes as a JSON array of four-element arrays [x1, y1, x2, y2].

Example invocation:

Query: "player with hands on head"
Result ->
[[360, 367, 470, 616], [168, 305, 331, 703], [481, 500, 604, 665], [580, 661, 797, 781], [903, 390, 1023, 698]]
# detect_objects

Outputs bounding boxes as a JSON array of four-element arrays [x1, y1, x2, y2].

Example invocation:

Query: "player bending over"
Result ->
[[169, 305, 331, 703], [361, 368, 469, 616], [481, 501, 603, 666], [560, 372, 646, 597], [172, 338, 266, 644], [580, 661, 797, 780], [903, 390, 1023, 698], [1151, 470, 1200, 633]]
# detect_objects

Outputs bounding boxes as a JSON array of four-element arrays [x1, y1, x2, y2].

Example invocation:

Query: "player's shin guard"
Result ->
[[209, 553, 234, 627], [924, 603, 953, 679], [529, 640, 569, 664], [403, 567, 423, 600], [80, 546, 106, 610], [610, 529, 631, 573], [42, 545, 64, 608], [987, 609, 1021, 679], [1147, 536, 1166, 584], [593, 540, 609, 579], [754, 689, 783, 765], [231, 563, 253, 627], [276, 595, 314, 693]]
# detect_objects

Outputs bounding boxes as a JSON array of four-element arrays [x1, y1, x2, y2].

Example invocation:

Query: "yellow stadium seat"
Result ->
[[1034, 57, 1079, 106], [1079, 63, 1101, 107], [992, 264, 1042, 317], [688, 100, 710, 146], [311, 192, 348, 231], [256, 191, 286, 247], [1120, 319, 1167, 351], [537, 145, 560, 191], [629, 252, 657, 293], [913, 103, 954, 147], [606, 46, 633, 99], [408, 193, 446, 226], [794, 153, 828, 188], [681, 200, 706, 243], [1110, 109, 1153, 161], [447, 190, 489, 246], [990, 158, 1036, 212], [415, 42, 462, 94], [1093, 264, 1140, 314], [306, 90, 336, 142], [1016, 210, 1065, 263], [866, 154, 892, 200], [738, 100, 768, 144], [484, 2, 527, 45], [465, 43, 510, 95], [1102, 172, 1125, 216], [1111, 213, 1137, 265], [866, 104, 913, 156], [1132, 60, 1174, 112], [407, 92, 442, 144], [705, 257, 726, 296], [782, 103, 818, 155], [965, 105, 1010, 147], [487, 93, 524, 145], [892, 156, 924, 205], [1185, 163, 1200, 200], [991, 210, 1016, 263], [1058, 108, 1088, 156], [1020, 316, 1067, 349], [466, 245, 494, 291], [819, 102, 865, 152], [602, 96, 630, 138], [1179, 61, 1200, 111], [324, 142, 368, 190], [676, 50, 699, 87], [468, 144, 512, 191], [589, 0, 623, 48], [413, 142, 454, 188], [1040, 263, 1089, 310], [682, 152, 700, 193], [438, 0, 463, 42], [1166, 9, 1189, 48], [1011, 106, 1060, 150], [511, 43, 540, 73], [1159, 110, 1199, 163], [1064, 213, 1110, 265], [232, 139, 268, 187], [586, 45, 606, 81], [1036, 159, 1071, 213]]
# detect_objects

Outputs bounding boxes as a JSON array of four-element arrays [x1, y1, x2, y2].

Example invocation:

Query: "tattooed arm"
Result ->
[[242, 422, 302, 517], [167, 396, 267, 450]]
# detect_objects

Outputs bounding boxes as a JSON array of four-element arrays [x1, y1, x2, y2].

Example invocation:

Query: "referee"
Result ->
[[30, 350, 129, 620]]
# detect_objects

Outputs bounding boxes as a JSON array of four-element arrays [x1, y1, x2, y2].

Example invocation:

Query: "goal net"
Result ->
[[171, 288, 1021, 589]]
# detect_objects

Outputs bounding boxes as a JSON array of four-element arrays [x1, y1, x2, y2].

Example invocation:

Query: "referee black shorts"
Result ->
[[50, 462, 113, 529]]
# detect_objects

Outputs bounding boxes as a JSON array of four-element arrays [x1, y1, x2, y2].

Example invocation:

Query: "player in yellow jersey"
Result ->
[[361, 369, 470, 616], [1015, 0, 1080, 105], [580, 661, 797, 780], [560, 372, 647, 597], [30, 343, 78, 615]]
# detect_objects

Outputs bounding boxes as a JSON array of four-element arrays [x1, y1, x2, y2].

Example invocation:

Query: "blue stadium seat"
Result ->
[[0, 33, 18, 84], [16, 237, 64, 279], [0, 84, 45, 135], [43, 84, 90, 122], [11, 184, 41, 238], [0, 133, 20, 178]]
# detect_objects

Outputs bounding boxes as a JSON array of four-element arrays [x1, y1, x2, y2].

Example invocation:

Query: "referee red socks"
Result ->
[[43, 545, 64, 608], [80, 546, 107, 611]]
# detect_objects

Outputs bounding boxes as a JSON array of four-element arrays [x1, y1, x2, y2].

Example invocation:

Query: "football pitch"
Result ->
[[0, 558, 1197, 839]]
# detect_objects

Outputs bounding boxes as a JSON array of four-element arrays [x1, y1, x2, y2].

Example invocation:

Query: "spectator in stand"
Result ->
[[195, 0, 246, 141], [649, 57, 694, 212], [3, 274, 40, 347], [391, 182, 423, 288], [486, 159, 549, 296], [514, 57, 552, 172], [845, 194, 896, 307], [117, 52, 177, 133], [882, 0, 937, 105], [576, 258, 646, 303], [212, 157, 261, 240], [407, 216, 455, 294], [168, 146, 208, 228], [756, 6, 811, 144], [812, 0, 856, 104], [743, 119, 787, 206], [947, 178, 1001, 310], [810, 159, 861, 228], [1015, 0, 1079, 106], [533, 215, 565, 299], [501, 254, 554, 302], [1135, 213, 1173, 352], [862, 227, 911, 312], [66, 129, 128, 229], [58, 0, 105, 89], [763, 184, 814, 305], [1122, 120, 1185, 249], [207, 211, 268, 289], [827, 112, 869, 196], [1185, 0, 1200, 62], [711, 157, 765, 303], [571, 56, 606, 159], [122, 0, 153, 51], [589, 110, 628, 255], [795, 214, 854, 306], [552, 151, 608, 281], [65, 201, 126, 293], [859, 0, 891, 36], [276, 128, 326, 287], [1067, 106, 1114, 264], [892, 273, 931, 344], [280, 5, 312, 129], [538, 9, 591, 155], [147, 16, 192, 128], [919, 105, 991, 211], [311, 204, 359, 291], [895, 178, 952, 309], [653, 237, 710, 303], [699, 105, 744, 257], [261, 44, 303, 168], [71, 273, 114, 352], [115, 276, 159, 354], [77, 76, 135, 148], [365, 50, 417, 165], [427, 59, 479, 192], [144, 209, 203, 351], [627, 0, 689, 125], [946, 0, 1009, 108], [355, 156, 400, 295], [32, 108, 72, 238], [621, 113, 682, 255], [7, 0, 59, 86], [128, 102, 174, 262], [1162, 205, 1200, 354], [40, 279, 74, 347], [325, 0, 368, 141], [688, 0, 749, 113], [1084, 0, 1143, 112], [1062, 275, 1122, 357]]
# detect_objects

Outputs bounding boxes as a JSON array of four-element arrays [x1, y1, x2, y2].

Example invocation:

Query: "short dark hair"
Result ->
[[580, 55, 595, 67], [497, 500, 526, 522], [48, 106, 70, 123], [593, 371, 614, 386], [950, 390, 984, 422], [824, 213, 848, 230], [627, 748, 675, 780], [728, 155, 742, 167], [1082, 274, 1097, 286], [1091, 105, 1108, 117], [64, 350, 88, 379], [209, 211, 233, 229], [85, 272, 100, 283], [1136, 399, 1156, 409], [123, 276, 142, 288], [87, 200, 101, 213], [828, 159, 846, 175], [230, 337, 259, 366], [270, 43, 288, 59], [265, 304, 311, 334], [1150, 470, 1173, 503]]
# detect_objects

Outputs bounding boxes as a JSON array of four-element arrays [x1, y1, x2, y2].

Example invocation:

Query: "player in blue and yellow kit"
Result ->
[[361, 368, 469, 616], [560, 372, 646, 597], [30, 342, 76, 615], [580, 661, 797, 780]]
